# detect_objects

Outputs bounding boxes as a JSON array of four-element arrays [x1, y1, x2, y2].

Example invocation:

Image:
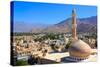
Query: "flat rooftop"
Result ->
[[42, 50, 97, 63]]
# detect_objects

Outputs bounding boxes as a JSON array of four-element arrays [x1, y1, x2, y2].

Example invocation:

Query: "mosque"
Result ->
[[64, 9, 97, 62]]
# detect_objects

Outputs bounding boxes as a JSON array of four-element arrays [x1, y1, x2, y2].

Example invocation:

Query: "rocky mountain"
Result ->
[[41, 16, 97, 33], [14, 16, 97, 33], [77, 16, 97, 33], [42, 18, 71, 33]]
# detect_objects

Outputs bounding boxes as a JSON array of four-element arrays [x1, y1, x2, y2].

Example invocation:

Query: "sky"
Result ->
[[11, 1, 97, 25]]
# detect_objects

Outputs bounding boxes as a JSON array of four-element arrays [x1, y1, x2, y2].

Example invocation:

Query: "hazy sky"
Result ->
[[11, 1, 97, 25]]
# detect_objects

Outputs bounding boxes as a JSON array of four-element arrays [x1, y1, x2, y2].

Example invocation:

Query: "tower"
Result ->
[[68, 9, 92, 61], [72, 9, 77, 40]]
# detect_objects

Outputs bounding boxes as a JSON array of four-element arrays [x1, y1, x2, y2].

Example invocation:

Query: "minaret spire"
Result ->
[[72, 8, 77, 40]]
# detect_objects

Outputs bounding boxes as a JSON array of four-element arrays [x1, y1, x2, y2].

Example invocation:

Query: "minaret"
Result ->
[[72, 9, 77, 40], [68, 9, 92, 61]]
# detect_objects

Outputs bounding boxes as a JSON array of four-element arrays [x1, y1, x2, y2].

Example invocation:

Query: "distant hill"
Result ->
[[13, 22, 50, 32], [41, 16, 97, 33], [77, 16, 97, 33], [14, 16, 97, 33], [42, 18, 71, 33]]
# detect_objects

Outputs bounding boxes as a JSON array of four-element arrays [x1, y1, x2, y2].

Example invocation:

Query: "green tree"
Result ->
[[16, 60, 28, 66]]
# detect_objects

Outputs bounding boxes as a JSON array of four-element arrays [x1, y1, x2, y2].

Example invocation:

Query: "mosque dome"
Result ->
[[68, 40, 92, 60]]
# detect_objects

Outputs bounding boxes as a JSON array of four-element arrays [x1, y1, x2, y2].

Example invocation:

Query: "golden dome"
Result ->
[[68, 40, 92, 59]]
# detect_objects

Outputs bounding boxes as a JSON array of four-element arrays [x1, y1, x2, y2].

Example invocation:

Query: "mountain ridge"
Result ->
[[13, 16, 97, 33]]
